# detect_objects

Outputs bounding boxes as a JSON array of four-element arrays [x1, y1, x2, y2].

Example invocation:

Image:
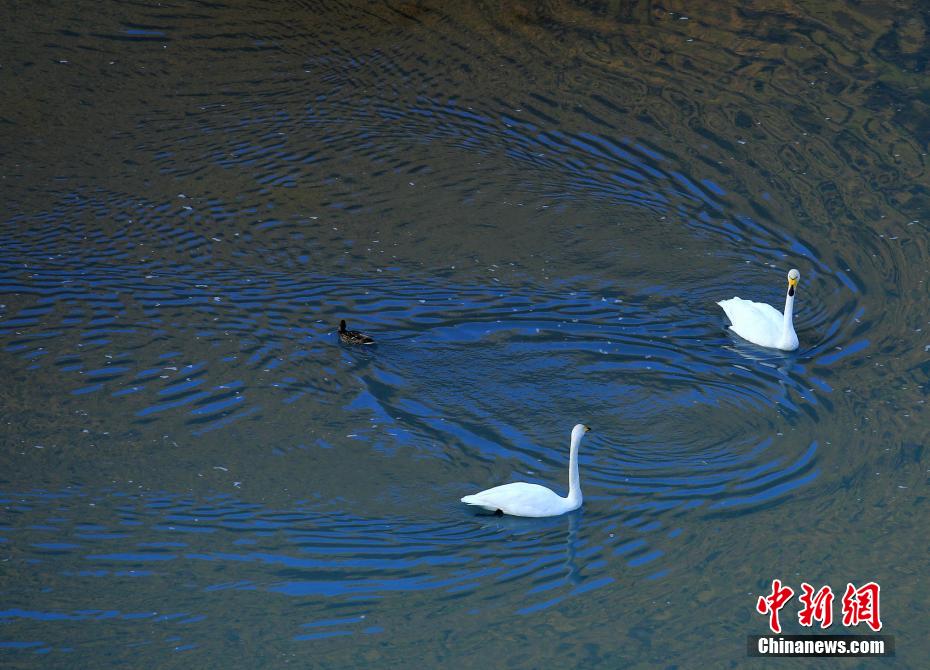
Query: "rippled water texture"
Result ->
[[2, 1, 928, 667]]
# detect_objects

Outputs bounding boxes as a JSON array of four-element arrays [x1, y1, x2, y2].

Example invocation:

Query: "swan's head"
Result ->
[[787, 268, 800, 297], [572, 424, 591, 442]]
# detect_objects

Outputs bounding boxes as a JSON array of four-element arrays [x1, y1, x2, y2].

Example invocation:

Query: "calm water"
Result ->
[[2, 1, 928, 667]]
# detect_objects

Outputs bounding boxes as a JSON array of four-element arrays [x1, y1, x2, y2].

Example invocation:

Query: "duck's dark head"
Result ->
[[339, 319, 347, 333]]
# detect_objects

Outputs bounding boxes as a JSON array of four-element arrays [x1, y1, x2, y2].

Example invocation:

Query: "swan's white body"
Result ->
[[718, 269, 800, 351], [461, 424, 590, 518]]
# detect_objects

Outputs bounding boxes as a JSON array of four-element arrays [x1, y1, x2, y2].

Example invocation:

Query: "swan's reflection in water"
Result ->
[[468, 507, 587, 612]]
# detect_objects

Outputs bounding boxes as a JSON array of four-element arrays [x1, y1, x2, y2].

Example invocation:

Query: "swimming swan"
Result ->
[[718, 269, 800, 351], [461, 424, 591, 517]]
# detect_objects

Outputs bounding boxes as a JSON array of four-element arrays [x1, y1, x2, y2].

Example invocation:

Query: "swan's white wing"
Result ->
[[462, 482, 569, 517], [718, 297, 784, 349]]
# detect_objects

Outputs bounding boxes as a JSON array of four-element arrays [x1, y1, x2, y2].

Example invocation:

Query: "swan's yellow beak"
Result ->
[[788, 276, 798, 289], [584, 425, 591, 433]]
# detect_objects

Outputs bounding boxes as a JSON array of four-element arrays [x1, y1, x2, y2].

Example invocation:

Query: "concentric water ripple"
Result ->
[[2, 252, 845, 513]]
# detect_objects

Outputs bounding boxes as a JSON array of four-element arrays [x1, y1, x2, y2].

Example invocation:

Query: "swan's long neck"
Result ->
[[566, 432, 583, 505], [781, 290, 796, 345]]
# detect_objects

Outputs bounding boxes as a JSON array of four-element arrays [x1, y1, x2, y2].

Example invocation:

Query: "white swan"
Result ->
[[718, 268, 800, 351], [461, 424, 591, 517]]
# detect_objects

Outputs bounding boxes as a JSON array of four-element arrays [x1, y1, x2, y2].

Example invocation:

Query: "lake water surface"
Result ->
[[1, 1, 928, 667]]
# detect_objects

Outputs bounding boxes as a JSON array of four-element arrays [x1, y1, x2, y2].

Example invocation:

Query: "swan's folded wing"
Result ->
[[462, 482, 565, 517], [717, 297, 783, 348]]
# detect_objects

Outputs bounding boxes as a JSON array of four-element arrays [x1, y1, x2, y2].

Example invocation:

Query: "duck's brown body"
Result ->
[[338, 319, 374, 345]]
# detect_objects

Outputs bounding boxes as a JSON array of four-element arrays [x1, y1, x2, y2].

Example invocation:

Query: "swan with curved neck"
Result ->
[[717, 269, 800, 351], [461, 424, 591, 518]]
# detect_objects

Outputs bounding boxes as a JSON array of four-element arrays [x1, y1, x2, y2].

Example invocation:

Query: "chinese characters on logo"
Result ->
[[756, 579, 793, 633], [756, 580, 882, 634], [841, 582, 882, 632], [798, 583, 834, 629]]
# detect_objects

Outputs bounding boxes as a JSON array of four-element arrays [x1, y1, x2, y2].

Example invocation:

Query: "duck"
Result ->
[[338, 319, 374, 345], [717, 268, 800, 351], [461, 424, 591, 518]]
